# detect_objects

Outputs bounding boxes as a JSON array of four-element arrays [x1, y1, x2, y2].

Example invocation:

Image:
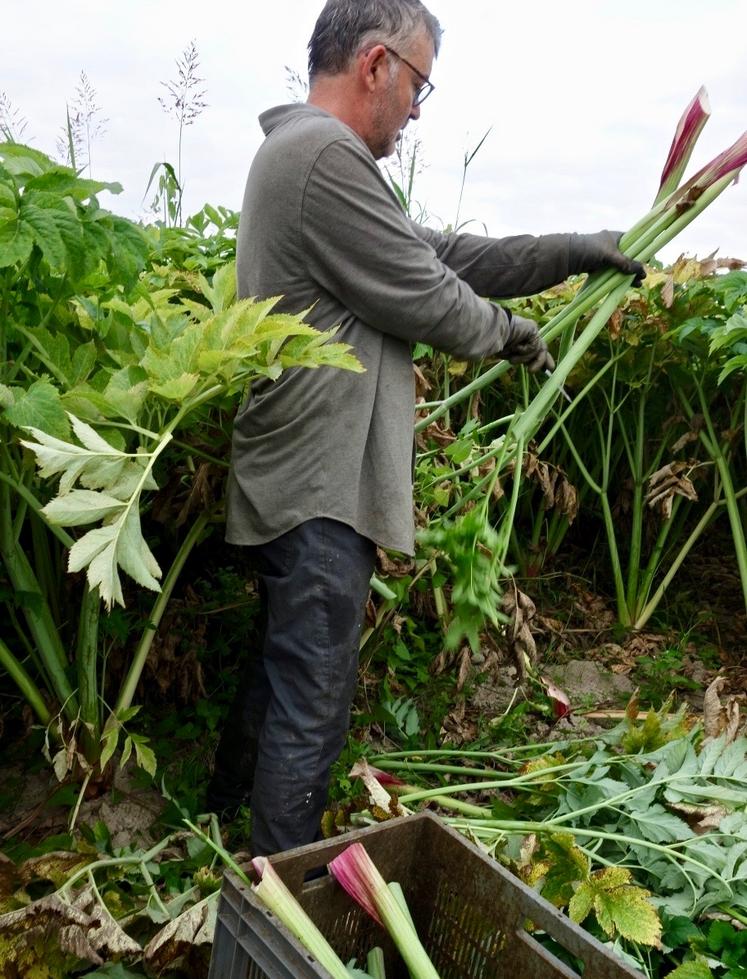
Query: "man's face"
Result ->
[[369, 31, 434, 160]]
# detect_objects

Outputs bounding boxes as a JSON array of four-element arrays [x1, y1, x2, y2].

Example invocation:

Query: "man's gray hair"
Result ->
[[308, 0, 442, 80]]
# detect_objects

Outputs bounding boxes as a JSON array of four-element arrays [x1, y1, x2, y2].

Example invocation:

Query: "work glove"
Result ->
[[501, 313, 555, 373], [570, 230, 646, 286]]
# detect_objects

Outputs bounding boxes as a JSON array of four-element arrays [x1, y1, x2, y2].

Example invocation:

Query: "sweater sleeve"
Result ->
[[409, 223, 575, 299], [300, 137, 513, 362]]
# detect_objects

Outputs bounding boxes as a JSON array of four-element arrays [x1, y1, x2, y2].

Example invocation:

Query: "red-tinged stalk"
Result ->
[[251, 856, 353, 979], [667, 130, 747, 206], [328, 843, 441, 979], [655, 85, 710, 204]]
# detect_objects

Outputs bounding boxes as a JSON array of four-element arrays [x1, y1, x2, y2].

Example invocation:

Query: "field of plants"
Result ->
[[0, 81, 746, 979]]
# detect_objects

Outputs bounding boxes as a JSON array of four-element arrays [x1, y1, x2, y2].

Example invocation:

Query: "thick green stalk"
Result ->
[[0, 481, 78, 719], [76, 584, 101, 759], [416, 172, 737, 436], [30, 507, 61, 623], [0, 637, 51, 725], [114, 509, 211, 713]]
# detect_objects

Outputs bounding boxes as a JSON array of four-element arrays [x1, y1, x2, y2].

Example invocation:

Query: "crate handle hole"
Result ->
[[303, 864, 329, 883]]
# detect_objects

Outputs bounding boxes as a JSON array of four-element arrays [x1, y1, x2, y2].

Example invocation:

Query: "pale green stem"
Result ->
[[58, 833, 179, 898], [114, 509, 211, 714], [624, 383, 648, 611], [445, 818, 723, 889]]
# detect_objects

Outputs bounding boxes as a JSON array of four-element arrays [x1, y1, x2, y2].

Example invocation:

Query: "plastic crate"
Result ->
[[209, 810, 643, 979]]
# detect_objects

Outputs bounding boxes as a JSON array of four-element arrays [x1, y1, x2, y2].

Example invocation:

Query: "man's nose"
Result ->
[[409, 101, 421, 121]]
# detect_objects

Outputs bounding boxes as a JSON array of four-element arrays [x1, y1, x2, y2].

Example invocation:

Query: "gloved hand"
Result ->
[[570, 230, 646, 285], [502, 313, 555, 373]]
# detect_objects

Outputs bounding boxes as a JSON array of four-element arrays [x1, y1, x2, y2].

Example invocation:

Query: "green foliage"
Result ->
[[0, 142, 363, 776], [418, 506, 510, 651]]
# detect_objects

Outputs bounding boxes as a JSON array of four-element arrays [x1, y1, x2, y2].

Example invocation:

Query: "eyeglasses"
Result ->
[[382, 45, 434, 106]]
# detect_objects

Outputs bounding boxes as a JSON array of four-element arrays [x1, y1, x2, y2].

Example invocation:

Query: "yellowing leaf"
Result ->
[[570, 867, 662, 946]]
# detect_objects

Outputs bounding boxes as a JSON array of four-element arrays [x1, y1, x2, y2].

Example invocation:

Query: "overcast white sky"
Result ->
[[3, 0, 746, 264]]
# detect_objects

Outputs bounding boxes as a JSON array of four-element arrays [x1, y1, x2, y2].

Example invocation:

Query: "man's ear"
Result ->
[[357, 43, 390, 94]]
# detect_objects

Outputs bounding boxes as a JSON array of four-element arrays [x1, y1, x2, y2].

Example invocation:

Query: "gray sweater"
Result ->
[[227, 103, 578, 554]]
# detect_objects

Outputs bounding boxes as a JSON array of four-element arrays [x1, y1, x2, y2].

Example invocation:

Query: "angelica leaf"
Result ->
[[569, 867, 661, 946], [3, 379, 70, 439]]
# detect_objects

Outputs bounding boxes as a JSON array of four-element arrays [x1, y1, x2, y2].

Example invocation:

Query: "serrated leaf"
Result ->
[[69, 413, 124, 454], [20, 200, 67, 271], [43, 489, 125, 526], [666, 961, 715, 978], [120, 735, 133, 769], [620, 804, 693, 843], [575, 867, 662, 946], [133, 740, 157, 777], [116, 506, 162, 590], [568, 881, 594, 924], [148, 373, 200, 401], [0, 213, 33, 267], [4, 379, 70, 439], [99, 726, 119, 772]]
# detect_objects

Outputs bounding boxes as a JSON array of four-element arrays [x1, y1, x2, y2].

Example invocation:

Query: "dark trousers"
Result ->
[[208, 518, 376, 856]]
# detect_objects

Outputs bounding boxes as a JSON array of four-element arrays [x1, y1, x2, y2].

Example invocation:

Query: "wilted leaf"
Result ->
[[19, 852, 90, 888], [0, 893, 102, 972], [501, 588, 537, 680], [646, 461, 699, 518], [348, 759, 407, 818], [143, 892, 217, 977]]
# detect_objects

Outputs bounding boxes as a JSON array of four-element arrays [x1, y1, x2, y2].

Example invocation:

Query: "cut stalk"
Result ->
[[328, 843, 440, 979]]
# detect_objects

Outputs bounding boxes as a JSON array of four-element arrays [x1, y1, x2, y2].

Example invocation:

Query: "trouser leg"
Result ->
[[249, 518, 375, 856]]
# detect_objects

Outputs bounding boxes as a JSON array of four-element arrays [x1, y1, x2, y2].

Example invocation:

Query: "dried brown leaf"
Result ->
[[703, 676, 726, 739], [0, 893, 102, 968], [143, 892, 218, 977], [376, 548, 415, 578], [73, 885, 142, 959], [348, 759, 407, 817], [19, 852, 91, 888], [501, 589, 537, 680], [456, 645, 472, 692]]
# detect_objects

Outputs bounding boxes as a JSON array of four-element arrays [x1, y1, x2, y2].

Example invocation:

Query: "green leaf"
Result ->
[[133, 739, 157, 777], [120, 735, 133, 768], [4, 379, 70, 439], [538, 833, 590, 907], [99, 725, 119, 771], [23, 169, 123, 202], [43, 489, 126, 526], [20, 200, 67, 271], [0, 213, 33, 267], [666, 962, 715, 978], [568, 881, 594, 924]]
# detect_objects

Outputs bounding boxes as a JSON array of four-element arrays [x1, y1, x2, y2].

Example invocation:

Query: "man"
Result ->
[[207, 0, 643, 856]]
